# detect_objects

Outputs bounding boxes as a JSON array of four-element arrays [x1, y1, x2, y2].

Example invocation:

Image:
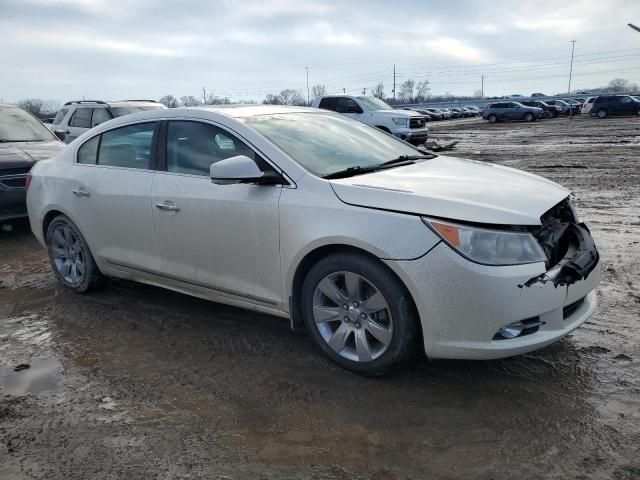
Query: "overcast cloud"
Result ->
[[1, 0, 639, 102]]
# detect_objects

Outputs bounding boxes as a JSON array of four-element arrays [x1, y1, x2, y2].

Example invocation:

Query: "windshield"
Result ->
[[245, 112, 421, 177], [355, 96, 392, 111], [110, 105, 164, 117], [0, 106, 56, 142]]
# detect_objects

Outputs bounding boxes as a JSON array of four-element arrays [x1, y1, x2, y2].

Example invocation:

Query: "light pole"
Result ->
[[305, 66, 309, 105], [568, 40, 576, 118], [481, 75, 486, 99]]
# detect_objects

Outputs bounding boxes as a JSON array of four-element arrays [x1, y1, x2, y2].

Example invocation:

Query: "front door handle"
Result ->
[[155, 203, 180, 212], [72, 188, 90, 197]]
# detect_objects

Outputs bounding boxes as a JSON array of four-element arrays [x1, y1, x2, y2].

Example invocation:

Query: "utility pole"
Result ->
[[343, 87, 346, 94], [202, 86, 207, 104], [305, 66, 309, 105], [481, 75, 485, 99], [393, 64, 396, 102], [568, 40, 576, 119], [362, 88, 366, 95]]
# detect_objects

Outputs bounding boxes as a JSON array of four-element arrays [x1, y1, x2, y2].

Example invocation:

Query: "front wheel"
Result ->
[[596, 109, 608, 119], [488, 114, 497, 123], [524, 112, 534, 122], [301, 253, 418, 376], [46, 215, 105, 292]]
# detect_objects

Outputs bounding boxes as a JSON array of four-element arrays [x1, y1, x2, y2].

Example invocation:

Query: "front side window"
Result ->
[[98, 122, 155, 169], [69, 108, 92, 128], [336, 97, 362, 114], [53, 109, 68, 125], [166, 121, 258, 176], [91, 108, 112, 127], [0, 106, 56, 142], [619, 96, 632, 104], [245, 112, 420, 178]]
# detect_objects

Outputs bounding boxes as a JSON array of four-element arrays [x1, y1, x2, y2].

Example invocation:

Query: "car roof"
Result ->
[[191, 104, 319, 118], [62, 99, 163, 107]]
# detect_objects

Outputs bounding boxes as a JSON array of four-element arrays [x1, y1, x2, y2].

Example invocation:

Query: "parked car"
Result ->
[[441, 108, 461, 119], [559, 99, 583, 113], [589, 95, 640, 118], [482, 102, 543, 123], [520, 101, 561, 118], [531, 93, 547, 97], [545, 99, 577, 115], [26, 105, 600, 375], [419, 108, 444, 120], [580, 96, 598, 115], [463, 106, 481, 116], [426, 108, 451, 120], [0, 104, 64, 223], [52, 99, 167, 144], [312, 95, 429, 145], [449, 107, 468, 117]]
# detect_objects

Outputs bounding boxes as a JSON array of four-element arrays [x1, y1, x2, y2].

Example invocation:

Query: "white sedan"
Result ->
[[26, 105, 600, 375]]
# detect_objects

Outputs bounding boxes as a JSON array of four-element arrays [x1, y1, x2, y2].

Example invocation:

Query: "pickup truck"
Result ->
[[311, 95, 428, 145]]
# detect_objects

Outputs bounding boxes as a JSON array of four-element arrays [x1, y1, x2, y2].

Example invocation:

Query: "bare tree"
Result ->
[[17, 98, 45, 116], [415, 80, 431, 102], [399, 79, 415, 103], [371, 82, 385, 99], [263, 93, 282, 105], [180, 95, 201, 107], [278, 89, 306, 106], [608, 78, 629, 92], [311, 84, 327, 99], [159, 95, 179, 108]]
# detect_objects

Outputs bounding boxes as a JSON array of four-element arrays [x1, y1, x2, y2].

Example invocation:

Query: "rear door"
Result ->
[[151, 120, 283, 306], [69, 121, 161, 272], [66, 107, 92, 142]]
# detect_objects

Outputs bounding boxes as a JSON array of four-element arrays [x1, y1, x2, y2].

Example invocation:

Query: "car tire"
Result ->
[[301, 252, 418, 376], [46, 214, 105, 293], [524, 112, 534, 122], [596, 109, 608, 119], [488, 114, 497, 123]]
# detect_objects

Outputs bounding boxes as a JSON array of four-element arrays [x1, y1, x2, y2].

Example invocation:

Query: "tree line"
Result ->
[[11, 77, 640, 118]]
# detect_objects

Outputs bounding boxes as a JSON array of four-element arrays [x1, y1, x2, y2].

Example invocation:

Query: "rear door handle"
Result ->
[[72, 188, 90, 197], [155, 203, 180, 212]]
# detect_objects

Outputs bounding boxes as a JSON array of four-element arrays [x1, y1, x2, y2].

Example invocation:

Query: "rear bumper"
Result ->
[[386, 242, 600, 360]]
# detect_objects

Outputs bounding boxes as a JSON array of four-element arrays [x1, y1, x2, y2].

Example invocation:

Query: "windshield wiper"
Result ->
[[323, 155, 433, 180]]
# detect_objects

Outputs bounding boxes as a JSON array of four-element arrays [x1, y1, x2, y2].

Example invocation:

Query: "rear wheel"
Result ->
[[46, 215, 105, 292], [301, 253, 418, 376], [596, 109, 608, 119], [488, 114, 497, 124]]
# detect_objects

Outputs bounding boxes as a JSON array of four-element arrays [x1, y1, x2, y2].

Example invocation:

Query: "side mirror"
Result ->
[[210, 155, 282, 186], [53, 130, 66, 141]]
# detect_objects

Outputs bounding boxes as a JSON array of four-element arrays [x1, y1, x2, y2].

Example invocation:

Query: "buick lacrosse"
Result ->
[[27, 106, 600, 375]]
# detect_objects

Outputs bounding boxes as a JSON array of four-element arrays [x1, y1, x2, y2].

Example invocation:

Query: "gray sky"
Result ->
[[1, 0, 639, 103]]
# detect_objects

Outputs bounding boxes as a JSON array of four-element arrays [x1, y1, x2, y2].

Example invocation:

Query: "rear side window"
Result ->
[[98, 122, 155, 169], [77, 136, 99, 164], [165, 121, 259, 176], [91, 108, 111, 127], [336, 97, 362, 114], [69, 108, 92, 128], [53, 109, 68, 125], [318, 97, 338, 111]]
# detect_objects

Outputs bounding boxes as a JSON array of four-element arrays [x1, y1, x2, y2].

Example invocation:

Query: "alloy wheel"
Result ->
[[312, 271, 393, 362], [50, 223, 86, 285]]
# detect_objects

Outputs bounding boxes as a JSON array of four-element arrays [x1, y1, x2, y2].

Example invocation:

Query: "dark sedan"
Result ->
[[520, 100, 561, 118], [0, 104, 64, 223]]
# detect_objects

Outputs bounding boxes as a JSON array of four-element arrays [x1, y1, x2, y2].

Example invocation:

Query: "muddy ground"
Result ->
[[1, 114, 639, 479]]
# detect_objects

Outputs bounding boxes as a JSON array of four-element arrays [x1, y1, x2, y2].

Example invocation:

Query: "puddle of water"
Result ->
[[1, 357, 61, 396]]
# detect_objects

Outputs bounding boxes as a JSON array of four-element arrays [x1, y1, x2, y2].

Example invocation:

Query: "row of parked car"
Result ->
[[481, 94, 640, 123]]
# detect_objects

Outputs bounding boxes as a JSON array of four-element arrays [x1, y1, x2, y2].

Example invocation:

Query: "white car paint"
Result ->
[[27, 105, 600, 365], [580, 96, 598, 115]]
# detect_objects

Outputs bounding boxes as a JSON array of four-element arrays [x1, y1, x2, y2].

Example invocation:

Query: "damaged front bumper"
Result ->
[[386, 238, 600, 360]]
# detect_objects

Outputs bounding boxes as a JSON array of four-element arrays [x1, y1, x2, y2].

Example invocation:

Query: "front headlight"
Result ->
[[392, 117, 409, 127], [423, 218, 547, 266]]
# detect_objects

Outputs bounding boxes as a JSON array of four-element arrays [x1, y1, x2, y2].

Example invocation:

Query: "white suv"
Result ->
[[51, 100, 166, 143], [311, 95, 429, 145], [580, 96, 598, 115]]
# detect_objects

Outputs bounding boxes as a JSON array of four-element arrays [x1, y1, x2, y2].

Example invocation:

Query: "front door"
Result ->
[[151, 120, 283, 306]]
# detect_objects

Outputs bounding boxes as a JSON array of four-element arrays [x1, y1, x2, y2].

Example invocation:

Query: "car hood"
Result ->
[[329, 156, 570, 226], [0, 140, 64, 169], [374, 109, 424, 118]]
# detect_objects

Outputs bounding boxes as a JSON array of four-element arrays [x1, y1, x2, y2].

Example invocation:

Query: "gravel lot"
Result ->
[[1, 114, 639, 479]]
